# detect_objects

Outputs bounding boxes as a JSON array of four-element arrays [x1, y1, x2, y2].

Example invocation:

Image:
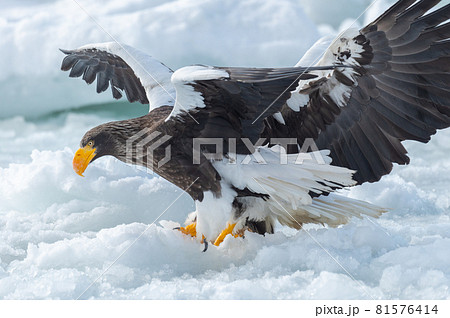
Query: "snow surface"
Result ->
[[0, 0, 450, 299]]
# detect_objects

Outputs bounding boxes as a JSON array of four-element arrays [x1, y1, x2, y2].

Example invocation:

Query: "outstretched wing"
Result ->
[[60, 42, 175, 110], [264, 0, 450, 184]]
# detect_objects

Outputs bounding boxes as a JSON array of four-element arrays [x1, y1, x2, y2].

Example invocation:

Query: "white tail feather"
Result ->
[[213, 146, 386, 228], [271, 193, 387, 228]]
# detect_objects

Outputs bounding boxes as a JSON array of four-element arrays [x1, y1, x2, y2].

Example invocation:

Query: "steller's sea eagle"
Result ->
[[63, 0, 450, 249]]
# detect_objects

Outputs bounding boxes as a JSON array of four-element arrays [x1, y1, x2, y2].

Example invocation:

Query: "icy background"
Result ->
[[0, 0, 449, 299]]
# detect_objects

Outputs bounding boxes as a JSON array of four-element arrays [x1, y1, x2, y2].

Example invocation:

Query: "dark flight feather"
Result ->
[[61, 48, 150, 104], [262, 1, 450, 185]]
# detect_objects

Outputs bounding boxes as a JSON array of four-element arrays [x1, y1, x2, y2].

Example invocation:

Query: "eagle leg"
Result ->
[[176, 223, 208, 252], [175, 222, 197, 237], [176, 222, 243, 249], [213, 223, 244, 246]]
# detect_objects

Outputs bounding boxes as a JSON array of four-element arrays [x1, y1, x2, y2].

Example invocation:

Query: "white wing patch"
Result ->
[[287, 28, 364, 111], [172, 65, 230, 83], [317, 28, 363, 82], [286, 92, 310, 111], [324, 75, 353, 107], [168, 65, 229, 120], [272, 112, 286, 125], [295, 35, 336, 67], [77, 42, 176, 110]]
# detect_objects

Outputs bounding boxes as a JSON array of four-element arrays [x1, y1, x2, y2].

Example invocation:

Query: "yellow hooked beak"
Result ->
[[73, 145, 97, 177]]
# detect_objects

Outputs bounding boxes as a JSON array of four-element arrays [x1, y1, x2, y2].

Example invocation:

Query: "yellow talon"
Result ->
[[177, 222, 197, 237], [177, 222, 208, 251], [178, 222, 243, 249], [213, 223, 243, 246]]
